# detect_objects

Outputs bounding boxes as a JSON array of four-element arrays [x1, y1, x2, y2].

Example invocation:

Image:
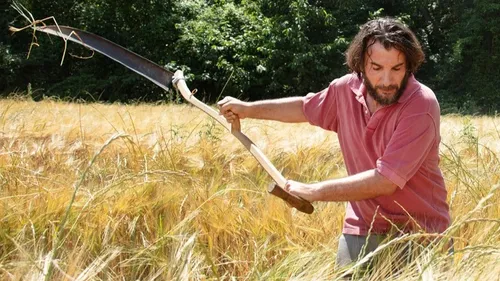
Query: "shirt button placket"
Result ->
[[364, 108, 370, 122]]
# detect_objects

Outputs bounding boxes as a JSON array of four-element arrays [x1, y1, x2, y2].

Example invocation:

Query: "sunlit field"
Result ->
[[1, 97, 499, 280]]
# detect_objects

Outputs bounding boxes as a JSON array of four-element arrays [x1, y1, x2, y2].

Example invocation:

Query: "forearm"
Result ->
[[310, 169, 397, 202], [247, 97, 307, 122]]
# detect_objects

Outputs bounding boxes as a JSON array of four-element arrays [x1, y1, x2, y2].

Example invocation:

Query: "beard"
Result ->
[[363, 72, 409, 106]]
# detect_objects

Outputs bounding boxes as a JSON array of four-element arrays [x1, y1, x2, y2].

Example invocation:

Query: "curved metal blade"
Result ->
[[36, 25, 174, 91]]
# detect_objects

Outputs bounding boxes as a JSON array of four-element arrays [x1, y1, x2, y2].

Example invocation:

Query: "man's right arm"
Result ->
[[218, 96, 308, 123]]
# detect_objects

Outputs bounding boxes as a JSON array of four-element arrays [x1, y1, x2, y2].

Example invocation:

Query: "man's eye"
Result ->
[[393, 68, 401, 71], [373, 67, 381, 71]]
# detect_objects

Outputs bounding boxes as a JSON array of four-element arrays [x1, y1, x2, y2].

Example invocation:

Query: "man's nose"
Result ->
[[381, 71, 393, 86]]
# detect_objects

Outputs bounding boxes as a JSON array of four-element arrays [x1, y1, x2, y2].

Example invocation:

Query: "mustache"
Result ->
[[375, 85, 399, 91]]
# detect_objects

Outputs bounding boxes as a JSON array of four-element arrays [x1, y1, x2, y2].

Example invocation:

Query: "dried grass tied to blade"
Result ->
[[9, 1, 94, 65]]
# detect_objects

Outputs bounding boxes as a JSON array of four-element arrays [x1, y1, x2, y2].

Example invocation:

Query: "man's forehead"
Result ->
[[365, 41, 406, 65]]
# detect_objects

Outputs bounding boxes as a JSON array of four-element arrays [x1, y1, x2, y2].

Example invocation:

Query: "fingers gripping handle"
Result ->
[[268, 184, 314, 214], [231, 114, 241, 133]]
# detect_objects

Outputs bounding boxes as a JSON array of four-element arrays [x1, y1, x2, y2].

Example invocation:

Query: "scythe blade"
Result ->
[[37, 25, 174, 91]]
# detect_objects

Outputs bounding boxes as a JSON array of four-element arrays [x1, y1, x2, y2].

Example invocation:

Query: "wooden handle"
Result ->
[[231, 114, 241, 133], [268, 184, 314, 214], [173, 70, 314, 214]]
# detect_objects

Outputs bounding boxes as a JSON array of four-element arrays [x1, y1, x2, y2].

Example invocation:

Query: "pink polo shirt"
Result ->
[[303, 73, 450, 235]]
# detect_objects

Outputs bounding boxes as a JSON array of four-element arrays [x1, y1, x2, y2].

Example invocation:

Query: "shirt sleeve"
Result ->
[[302, 82, 338, 132], [376, 113, 437, 189]]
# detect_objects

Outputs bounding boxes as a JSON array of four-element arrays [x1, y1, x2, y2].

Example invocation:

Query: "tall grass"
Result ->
[[1, 97, 499, 280]]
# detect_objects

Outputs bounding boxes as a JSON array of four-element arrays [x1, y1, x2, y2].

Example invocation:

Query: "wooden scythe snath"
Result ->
[[33, 25, 314, 214]]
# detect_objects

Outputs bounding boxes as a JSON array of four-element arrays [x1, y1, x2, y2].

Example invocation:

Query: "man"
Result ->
[[218, 17, 450, 268]]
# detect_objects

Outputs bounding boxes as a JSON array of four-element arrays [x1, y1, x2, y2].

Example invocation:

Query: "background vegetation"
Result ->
[[1, 0, 499, 113]]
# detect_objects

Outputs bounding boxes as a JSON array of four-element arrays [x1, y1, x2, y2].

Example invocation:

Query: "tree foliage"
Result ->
[[1, 0, 499, 113]]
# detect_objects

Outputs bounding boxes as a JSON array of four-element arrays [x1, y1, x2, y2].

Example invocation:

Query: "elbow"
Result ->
[[294, 98, 308, 123], [381, 183, 398, 196], [375, 170, 398, 196]]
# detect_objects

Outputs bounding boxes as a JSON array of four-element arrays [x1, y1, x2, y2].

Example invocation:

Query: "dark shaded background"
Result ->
[[2, 0, 499, 114]]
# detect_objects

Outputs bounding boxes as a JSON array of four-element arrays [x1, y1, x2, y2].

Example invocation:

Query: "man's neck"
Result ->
[[366, 93, 382, 114]]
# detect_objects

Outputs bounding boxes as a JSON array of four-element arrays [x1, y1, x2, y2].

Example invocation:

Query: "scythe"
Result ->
[[34, 25, 314, 214]]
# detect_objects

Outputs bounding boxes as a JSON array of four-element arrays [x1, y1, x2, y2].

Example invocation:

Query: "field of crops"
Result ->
[[1, 98, 499, 280]]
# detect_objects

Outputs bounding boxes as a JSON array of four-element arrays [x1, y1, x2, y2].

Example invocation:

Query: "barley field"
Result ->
[[0, 97, 499, 280]]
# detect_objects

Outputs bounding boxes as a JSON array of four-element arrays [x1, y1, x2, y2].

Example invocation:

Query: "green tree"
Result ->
[[434, 0, 500, 113], [175, 0, 355, 101]]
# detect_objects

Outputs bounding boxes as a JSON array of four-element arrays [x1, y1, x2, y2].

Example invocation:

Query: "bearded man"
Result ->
[[218, 17, 450, 268]]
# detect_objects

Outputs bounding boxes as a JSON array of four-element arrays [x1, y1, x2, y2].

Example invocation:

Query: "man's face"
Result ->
[[363, 41, 408, 106]]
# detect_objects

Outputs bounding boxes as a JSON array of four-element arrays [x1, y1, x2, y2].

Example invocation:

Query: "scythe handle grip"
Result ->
[[231, 115, 241, 133], [268, 184, 314, 214]]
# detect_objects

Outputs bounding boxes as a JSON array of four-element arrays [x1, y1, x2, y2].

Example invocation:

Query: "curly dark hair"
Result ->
[[345, 17, 425, 74]]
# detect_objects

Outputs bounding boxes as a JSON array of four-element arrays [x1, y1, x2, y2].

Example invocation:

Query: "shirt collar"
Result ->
[[348, 72, 420, 104]]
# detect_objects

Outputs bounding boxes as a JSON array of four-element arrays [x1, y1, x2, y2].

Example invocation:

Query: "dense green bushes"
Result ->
[[2, 0, 499, 113]]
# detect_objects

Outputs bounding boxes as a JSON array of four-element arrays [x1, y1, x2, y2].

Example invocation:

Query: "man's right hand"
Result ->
[[217, 96, 251, 124]]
